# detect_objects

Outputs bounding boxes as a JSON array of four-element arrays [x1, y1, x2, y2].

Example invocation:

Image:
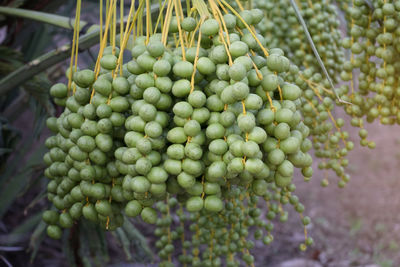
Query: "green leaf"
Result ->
[[0, 143, 47, 218], [115, 228, 132, 261], [0, 2, 165, 96], [122, 217, 154, 262], [0, 6, 87, 30], [0, 212, 43, 246], [29, 221, 47, 263]]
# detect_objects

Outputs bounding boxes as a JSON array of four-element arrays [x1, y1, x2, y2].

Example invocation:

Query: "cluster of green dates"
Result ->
[[249, 0, 359, 186], [42, 3, 320, 266], [339, 0, 400, 129], [255, 0, 344, 82]]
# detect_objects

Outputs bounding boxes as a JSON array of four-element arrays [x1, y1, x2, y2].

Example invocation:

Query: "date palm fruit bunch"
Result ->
[[338, 0, 400, 144], [244, 0, 355, 187], [255, 0, 344, 83], [38, 0, 368, 265]]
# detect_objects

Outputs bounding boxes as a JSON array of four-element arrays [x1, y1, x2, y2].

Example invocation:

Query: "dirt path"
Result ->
[[254, 119, 400, 267]]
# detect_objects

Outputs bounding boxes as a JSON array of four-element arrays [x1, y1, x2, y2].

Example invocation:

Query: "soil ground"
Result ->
[[253, 117, 400, 267]]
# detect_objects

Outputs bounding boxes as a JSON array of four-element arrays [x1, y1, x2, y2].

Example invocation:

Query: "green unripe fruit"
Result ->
[[95, 133, 113, 152], [139, 103, 157, 121], [80, 165, 95, 181], [47, 225, 62, 239], [266, 54, 289, 73], [125, 200, 142, 217], [103, 46, 120, 56], [280, 137, 300, 154], [197, 57, 216, 75], [95, 200, 112, 216], [204, 195, 223, 212], [229, 41, 249, 58], [261, 74, 278, 91], [245, 158, 264, 174], [145, 121, 163, 138], [204, 182, 220, 195], [59, 212, 74, 228], [136, 73, 155, 89], [46, 117, 58, 133], [82, 203, 98, 222], [43, 210, 59, 225], [217, 64, 230, 80], [211, 46, 228, 64], [184, 120, 201, 137], [282, 83, 301, 100], [100, 54, 118, 70], [131, 176, 151, 193], [164, 159, 182, 175], [251, 9, 264, 24], [177, 172, 196, 188], [147, 167, 168, 184], [188, 90, 207, 108], [90, 183, 106, 199], [67, 113, 84, 129], [252, 179, 268, 196], [234, 55, 253, 71], [141, 207, 157, 224], [137, 54, 156, 71], [182, 158, 203, 176], [97, 118, 112, 133], [182, 17, 196, 32], [237, 10, 253, 28], [238, 114, 256, 133], [147, 41, 164, 57], [173, 61, 194, 78], [173, 101, 193, 118], [131, 44, 146, 58], [245, 94, 263, 110], [274, 123, 290, 140], [155, 77, 172, 93], [201, 19, 219, 36], [233, 82, 249, 100], [268, 149, 285, 165], [81, 120, 98, 136], [172, 79, 191, 97], [243, 140, 260, 157], [69, 146, 88, 161], [167, 144, 185, 160], [74, 69, 95, 88], [112, 77, 130, 95], [167, 127, 187, 143], [50, 83, 68, 98], [153, 60, 171, 76], [135, 157, 152, 175], [136, 137, 152, 155], [96, 103, 112, 118], [69, 202, 83, 219], [206, 123, 225, 139], [248, 127, 267, 144], [74, 88, 90, 106], [223, 14, 236, 29], [109, 96, 129, 112], [229, 63, 247, 81], [275, 172, 292, 188], [209, 139, 228, 155], [186, 196, 204, 212], [93, 78, 112, 96], [277, 160, 294, 177], [127, 59, 144, 75]]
